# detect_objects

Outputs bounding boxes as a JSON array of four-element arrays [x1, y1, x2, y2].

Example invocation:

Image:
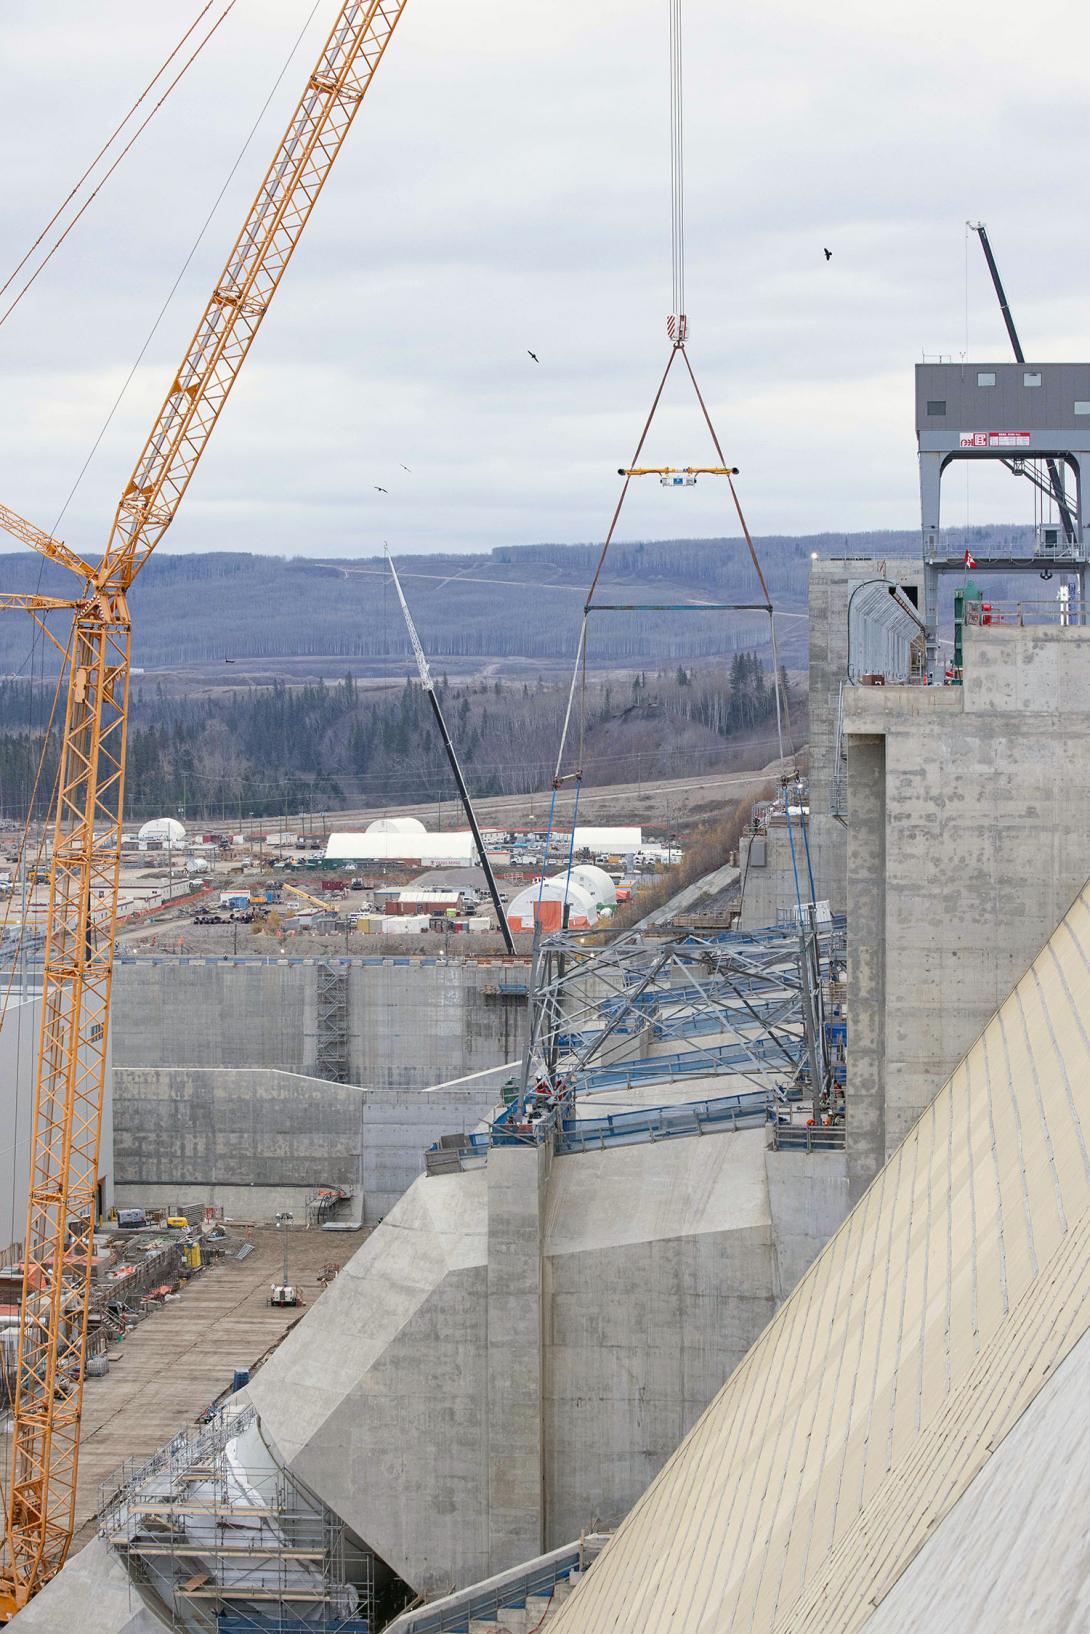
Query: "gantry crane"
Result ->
[[0, 1, 410, 1613]]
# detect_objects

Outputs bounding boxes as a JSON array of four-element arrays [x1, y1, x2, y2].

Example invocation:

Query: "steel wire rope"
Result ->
[[678, 346, 794, 763], [669, 0, 685, 319], [561, 779, 583, 905], [782, 784, 805, 914], [2, 0, 324, 705], [44, 0, 326, 543], [0, 1, 233, 320], [797, 775, 817, 903], [0, 1, 242, 335]]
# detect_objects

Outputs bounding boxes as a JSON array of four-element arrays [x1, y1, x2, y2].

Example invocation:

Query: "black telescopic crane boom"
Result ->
[[385, 550, 517, 957], [969, 222, 1076, 543]]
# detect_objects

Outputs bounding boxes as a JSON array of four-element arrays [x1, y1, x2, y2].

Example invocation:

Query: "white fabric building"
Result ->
[[571, 826, 641, 854], [137, 817, 185, 844], [569, 864, 618, 907], [505, 876, 598, 932], [325, 830, 476, 864]]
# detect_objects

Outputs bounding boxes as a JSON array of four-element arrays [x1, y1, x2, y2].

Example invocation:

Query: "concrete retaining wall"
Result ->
[[764, 1147, 850, 1295], [113, 1064, 508, 1223], [251, 1126, 789, 1597], [0, 987, 113, 1246], [112, 957, 526, 1090]]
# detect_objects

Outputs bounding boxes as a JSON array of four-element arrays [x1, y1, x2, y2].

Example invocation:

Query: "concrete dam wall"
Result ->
[[110, 957, 527, 1220], [112, 955, 528, 1088], [247, 1126, 848, 1598]]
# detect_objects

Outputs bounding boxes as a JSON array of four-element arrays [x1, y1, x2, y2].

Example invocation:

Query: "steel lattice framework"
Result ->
[[519, 918, 846, 1108], [0, 1, 411, 1613]]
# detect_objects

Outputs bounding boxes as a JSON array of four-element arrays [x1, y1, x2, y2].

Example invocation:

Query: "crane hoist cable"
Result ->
[[0, 0, 412, 1615], [550, 0, 794, 805], [0, 1, 240, 334], [967, 222, 1076, 544]]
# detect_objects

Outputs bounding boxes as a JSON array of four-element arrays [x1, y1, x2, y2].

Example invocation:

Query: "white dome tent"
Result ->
[[365, 817, 427, 835], [569, 864, 618, 909], [138, 817, 186, 847], [505, 875, 599, 933]]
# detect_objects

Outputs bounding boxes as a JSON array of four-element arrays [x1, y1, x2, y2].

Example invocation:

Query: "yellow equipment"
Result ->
[[0, 2, 410, 1614], [617, 464, 740, 487], [282, 882, 336, 913], [618, 465, 740, 475], [165, 1218, 189, 1232]]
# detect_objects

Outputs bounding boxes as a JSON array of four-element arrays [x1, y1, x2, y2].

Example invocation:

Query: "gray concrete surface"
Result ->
[[9, 1534, 160, 1631], [112, 956, 526, 1090], [248, 1122, 805, 1599], [0, 983, 113, 1248], [360, 1064, 515, 1219], [486, 1140, 550, 1574], [739, 556, 919, 928], [845, 623, 1090, 1198], [859, 1319, 1090, 1634], [764, 1146, 849, 1295], [112, 1064, 507, 1222]]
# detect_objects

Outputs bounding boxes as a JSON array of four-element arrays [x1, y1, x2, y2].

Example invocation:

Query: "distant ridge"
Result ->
[[0, 524, 1027, 674]]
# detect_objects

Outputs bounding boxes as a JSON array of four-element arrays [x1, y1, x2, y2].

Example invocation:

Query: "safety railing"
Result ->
[[556, 1090, 772, 1153], [383, 1536, 611, 1634], [963, 598, 1087, 628], [771, 1122, 846, 1152]]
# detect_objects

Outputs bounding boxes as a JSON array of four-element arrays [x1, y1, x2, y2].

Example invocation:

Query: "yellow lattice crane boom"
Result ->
[[0, 2, 410, 1614], [283, 882, 338, 914]]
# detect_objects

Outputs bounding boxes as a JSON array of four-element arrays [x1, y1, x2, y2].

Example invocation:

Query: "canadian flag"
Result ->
[[964, 548, 977, 569]]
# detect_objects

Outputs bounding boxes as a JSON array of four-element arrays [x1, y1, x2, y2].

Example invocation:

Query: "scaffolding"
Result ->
[[315, 964, 350, 1084], [100, 1403, 371, 1633]]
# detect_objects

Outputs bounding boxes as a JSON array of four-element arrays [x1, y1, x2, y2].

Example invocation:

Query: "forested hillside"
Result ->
[[0, 656, 794, 824]]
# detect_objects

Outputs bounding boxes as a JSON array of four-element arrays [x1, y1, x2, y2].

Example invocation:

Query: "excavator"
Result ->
[[0, 2, 410, 1614]]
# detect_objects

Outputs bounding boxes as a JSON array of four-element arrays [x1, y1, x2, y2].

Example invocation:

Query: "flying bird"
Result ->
[[527, 350, 539, 363], [224, 657, 236, 665], [374, 485, 388, 493], [823, 247, 832, 261], [399, 463, 412, 473]]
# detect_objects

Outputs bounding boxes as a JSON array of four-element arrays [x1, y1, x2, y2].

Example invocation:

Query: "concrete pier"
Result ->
[[845, 623, 1090, 1197]]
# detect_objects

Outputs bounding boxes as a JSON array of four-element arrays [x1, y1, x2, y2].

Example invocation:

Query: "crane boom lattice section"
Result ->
[[6, 614, 130, 1594], [103, 0, 408, 594], [0, 0, 412, 1613]]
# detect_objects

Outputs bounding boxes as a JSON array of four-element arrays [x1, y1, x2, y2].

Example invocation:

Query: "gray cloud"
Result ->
[[0, 0, 1087, 566]]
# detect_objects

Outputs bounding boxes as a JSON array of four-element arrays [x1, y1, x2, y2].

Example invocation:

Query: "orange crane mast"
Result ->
[[0, 1, 410, 1614]]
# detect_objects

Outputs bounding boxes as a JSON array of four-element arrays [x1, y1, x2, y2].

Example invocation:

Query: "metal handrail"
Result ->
[[963, 598, 1086, 627]]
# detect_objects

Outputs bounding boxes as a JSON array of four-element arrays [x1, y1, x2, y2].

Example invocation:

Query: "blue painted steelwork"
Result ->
[[384, 1548, 580, 1634], [556, 1090, 772, 1153], [575, 1034, 803, 1093]]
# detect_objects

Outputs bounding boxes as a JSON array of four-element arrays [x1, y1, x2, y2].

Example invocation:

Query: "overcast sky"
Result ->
[[1, 0, 1088, 566]]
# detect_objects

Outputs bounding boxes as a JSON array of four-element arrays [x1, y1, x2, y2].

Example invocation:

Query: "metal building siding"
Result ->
[[550, 883, 1090, 1634], [915, 361, 1090, 433]]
